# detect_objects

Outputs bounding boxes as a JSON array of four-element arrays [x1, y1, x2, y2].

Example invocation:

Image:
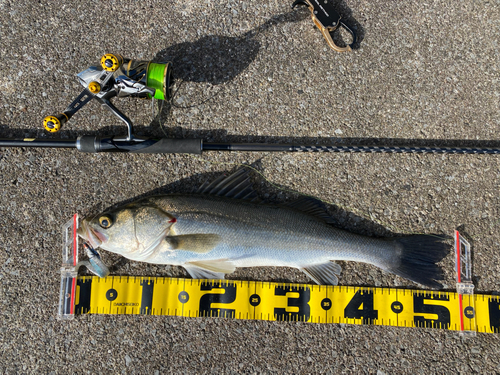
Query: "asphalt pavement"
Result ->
[[0, 0, 499, 373]]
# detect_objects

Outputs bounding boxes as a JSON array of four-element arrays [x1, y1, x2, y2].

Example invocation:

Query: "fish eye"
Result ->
[[99, 215, 113, 229]]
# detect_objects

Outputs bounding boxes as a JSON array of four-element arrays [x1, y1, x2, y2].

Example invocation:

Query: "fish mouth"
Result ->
[[77, 220, 108, 249]]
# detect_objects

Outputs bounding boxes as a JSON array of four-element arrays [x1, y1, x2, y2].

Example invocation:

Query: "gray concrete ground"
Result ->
[[1, 0, 500, 373]]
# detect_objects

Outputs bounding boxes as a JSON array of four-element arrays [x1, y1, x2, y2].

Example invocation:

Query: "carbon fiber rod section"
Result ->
[[1, 139, 499, 155], [293, 145, 500, 154], [203, 143, 500, 154]]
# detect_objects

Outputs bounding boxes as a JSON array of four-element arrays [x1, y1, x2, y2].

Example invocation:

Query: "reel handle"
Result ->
[[43, 113, 69, 133], [42, 88, 95, 132]]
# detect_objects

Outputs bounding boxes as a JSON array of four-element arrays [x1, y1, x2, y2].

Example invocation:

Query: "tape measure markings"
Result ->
[[74, 276, 499, 333]]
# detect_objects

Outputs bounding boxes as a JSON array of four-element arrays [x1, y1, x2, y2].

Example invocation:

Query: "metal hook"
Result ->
[[292, 0, 357, 52], [321, 21, 357, 53]]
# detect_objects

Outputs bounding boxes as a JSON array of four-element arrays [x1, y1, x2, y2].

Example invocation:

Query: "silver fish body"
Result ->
[[78, 169, 448, 288], [135, 195, 392, 267]]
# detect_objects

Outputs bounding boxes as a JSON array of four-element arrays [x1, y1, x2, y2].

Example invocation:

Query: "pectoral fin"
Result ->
[[162, 234, 221, 254], [301, 262, 342, 285]]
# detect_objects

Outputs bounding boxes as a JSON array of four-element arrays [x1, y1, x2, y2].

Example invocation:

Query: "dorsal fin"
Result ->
[[284, 196, 334, 223], [195, 168, 260, 201]]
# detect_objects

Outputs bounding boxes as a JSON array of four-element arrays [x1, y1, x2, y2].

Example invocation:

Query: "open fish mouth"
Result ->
[[77, 220, 108, 248]]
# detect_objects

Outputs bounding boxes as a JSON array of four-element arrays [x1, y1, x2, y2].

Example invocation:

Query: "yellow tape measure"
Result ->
[[73, 276, 500, 334]]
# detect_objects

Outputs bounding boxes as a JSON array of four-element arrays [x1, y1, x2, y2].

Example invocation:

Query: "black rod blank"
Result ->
[[0, 138, 77, 148], [203, 143, 500, 154], [1, 137, 500, 155]]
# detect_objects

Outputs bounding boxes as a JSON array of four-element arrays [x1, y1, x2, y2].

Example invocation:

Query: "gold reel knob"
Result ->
[[43, 114, 68, 133], [100, 53, 123, 72], [88, 81, 101, 94]]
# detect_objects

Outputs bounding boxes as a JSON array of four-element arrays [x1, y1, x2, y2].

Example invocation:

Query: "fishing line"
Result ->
[[154, 11, 304, 122], [169, 80, 227, 110]]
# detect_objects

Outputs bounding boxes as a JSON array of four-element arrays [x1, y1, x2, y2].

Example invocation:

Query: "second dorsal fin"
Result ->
[[284, 196, 334, 223], [195, 168, 260, 201]]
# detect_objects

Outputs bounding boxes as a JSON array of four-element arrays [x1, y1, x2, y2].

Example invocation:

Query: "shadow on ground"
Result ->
[[153, 10, 308, 84]]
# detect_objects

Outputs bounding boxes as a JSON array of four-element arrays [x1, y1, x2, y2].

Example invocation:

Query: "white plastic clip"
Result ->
[[455, 230, 476, 336], [58, 214, 79, 320]]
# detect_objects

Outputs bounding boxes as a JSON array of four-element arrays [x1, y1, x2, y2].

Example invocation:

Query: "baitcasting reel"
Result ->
[[43, 53, 174, 140]]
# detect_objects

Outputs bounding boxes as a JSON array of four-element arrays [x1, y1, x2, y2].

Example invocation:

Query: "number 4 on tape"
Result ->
[[69, 275, 498, 334]]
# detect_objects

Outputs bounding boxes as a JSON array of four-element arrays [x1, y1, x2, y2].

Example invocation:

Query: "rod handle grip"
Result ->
[[77, 136, 203, 154]]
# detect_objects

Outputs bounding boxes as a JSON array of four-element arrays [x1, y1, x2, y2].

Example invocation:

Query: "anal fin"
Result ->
[[301, 262, 342, 285], [183, 259, 236, 280], [183, 265, 226, 280]]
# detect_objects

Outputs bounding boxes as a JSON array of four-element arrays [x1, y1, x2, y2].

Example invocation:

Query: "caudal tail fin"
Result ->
[[386, 235, 450, 289]]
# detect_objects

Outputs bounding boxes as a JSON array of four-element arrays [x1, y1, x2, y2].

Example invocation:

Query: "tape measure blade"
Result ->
[[74, 276, 498, 334]]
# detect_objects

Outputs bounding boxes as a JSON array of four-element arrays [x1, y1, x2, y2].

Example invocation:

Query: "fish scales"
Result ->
[[78, 169, 449, 288], [144, 195, 392, 268]]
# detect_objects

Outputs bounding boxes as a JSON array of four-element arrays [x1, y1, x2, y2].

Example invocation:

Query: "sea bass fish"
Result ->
[[78, 169, 449, 288]]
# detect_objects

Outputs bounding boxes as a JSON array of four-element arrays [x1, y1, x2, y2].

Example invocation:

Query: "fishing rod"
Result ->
[[2, 137, 500, 155], [1, 53, 499, 155]]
